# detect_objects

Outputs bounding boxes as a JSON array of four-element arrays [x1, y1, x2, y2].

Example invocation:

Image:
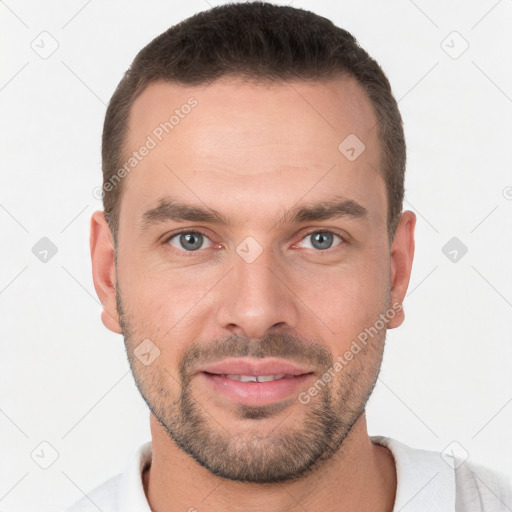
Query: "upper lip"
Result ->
[[197, 358, 315, 376]]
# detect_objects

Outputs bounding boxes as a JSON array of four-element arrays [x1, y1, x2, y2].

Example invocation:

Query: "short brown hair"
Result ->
[[102, 1, 406, 246]]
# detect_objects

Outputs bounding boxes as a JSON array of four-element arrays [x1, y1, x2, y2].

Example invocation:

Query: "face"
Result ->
[[92, 76, 415, 483]]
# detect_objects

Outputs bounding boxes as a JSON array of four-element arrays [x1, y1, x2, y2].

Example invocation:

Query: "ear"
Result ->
[[90, 210, 122, 334], [387, 210, 416, 329]]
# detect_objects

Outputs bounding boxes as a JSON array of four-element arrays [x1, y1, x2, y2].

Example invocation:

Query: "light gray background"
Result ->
[[1, 1, 512, 510]]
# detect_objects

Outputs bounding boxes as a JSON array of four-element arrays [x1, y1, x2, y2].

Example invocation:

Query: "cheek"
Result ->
[[305, 252, 389, 342], [117, 260, 212, 361], [118, 250, 186, 317]]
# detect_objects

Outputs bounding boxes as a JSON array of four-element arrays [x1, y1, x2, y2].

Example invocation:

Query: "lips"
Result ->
[[196, 358, 316, 406], [198, 358, 315, 378]]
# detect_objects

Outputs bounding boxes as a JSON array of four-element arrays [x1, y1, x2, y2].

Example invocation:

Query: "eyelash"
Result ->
[[162, 229, 346, 257]]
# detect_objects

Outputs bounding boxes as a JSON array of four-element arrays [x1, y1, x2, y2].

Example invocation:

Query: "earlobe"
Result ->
[[90, 210, 122, 334], [387, 211, 416, 329]]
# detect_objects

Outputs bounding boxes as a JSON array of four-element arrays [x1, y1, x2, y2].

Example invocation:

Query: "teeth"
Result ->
[[225, 374, 287, 382]]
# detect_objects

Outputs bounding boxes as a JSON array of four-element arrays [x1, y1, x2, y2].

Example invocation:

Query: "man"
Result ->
[[64, 2, 511, 511]]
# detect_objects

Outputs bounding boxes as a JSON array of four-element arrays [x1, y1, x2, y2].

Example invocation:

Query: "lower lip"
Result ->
[[199, 372, 315, 406]]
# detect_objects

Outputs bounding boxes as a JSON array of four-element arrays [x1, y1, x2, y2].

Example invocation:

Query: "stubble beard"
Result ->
[[116, 285, 386, 484]]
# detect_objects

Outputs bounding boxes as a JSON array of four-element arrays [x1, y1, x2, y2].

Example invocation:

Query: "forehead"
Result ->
[[125, 76, 379, 161], [119, 76, 386, 231]]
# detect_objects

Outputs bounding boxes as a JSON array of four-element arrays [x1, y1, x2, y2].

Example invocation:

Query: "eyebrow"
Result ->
[[139, 195, 368, 230]]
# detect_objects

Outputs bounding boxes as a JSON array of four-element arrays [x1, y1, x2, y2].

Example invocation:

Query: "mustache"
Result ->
[[179, 332, 333, 380]]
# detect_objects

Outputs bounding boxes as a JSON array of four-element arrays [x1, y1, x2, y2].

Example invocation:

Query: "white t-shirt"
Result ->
[[62, 436, 512, 511]]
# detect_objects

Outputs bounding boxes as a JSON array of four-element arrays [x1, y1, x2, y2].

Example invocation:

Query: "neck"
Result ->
[[143, 412, 396, 512]]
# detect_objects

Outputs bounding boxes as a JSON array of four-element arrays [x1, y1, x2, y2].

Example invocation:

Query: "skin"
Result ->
[[91, 75, 415, 511]]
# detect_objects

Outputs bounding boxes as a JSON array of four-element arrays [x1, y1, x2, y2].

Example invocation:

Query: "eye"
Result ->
[[163, 229, 345, 257], [165, 230, 214, 252], [296, 230, 344, 251]]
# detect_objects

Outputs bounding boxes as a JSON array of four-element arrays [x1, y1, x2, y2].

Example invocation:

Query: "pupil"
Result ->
[[313, 232, 332, 250], [182, 232, 202, 251]]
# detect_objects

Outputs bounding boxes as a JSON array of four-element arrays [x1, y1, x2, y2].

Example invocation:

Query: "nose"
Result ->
[[214, 243, 299, 339]]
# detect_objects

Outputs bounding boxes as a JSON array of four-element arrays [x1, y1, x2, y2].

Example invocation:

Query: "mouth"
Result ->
[[207, 373, 304, 383], [197, 357, 315, 378], [198, 360, 316, 407]]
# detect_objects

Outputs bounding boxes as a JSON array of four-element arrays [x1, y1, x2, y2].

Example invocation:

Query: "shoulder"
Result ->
[[60, 440, 152, 512], [61, 473, 122, 512], [455, 458, 512, 511], [371, 435, 512, 511]]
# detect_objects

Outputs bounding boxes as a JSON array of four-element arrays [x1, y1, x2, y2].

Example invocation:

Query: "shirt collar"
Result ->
[[371, 435, 456, 511], [117, 440, 153, 512], [116, 437, 456, 511]]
